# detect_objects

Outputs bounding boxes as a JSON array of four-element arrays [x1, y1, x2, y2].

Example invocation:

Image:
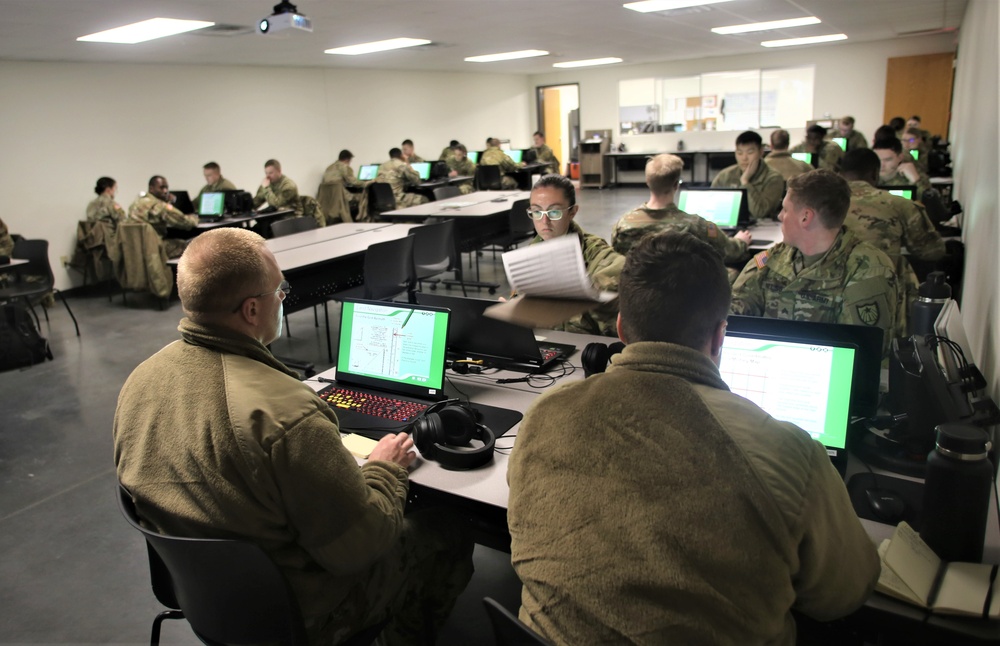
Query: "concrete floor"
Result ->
[[0, 185, 648, 645]]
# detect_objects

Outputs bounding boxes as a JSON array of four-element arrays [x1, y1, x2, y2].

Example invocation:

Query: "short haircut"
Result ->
[[910, 115, 921, 122], [841, 115, 855, 127], [449, 139, 459, 147], [770, 129, 791, 150], [264, 159, 281, 171], [872, 125, 897, 145], [839, 148, 880, 180], [533, 131, 545, 138], [338, 149, 353, 161], [645, 154, 684, 194], [786, 170, 851, 229], [532, 174, 576, 207], [888, 117, 906, 131], [148, 175, 165, 189], [177, 228, 270, 319], [203, 162, 221, 172], [389, 147, 403, 159], [454, 144, 468, 154], [619, 230, 731, 349], [402, 139, 414, 147], [94, 176, 116, 195], [735, 130, 762, 147], [873, 137, 903, 155], [807, 124, 827, 138], [486, 137, 494, 145]]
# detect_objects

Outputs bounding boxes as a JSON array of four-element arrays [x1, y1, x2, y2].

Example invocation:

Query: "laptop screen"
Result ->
[[791, 152, 813, 164], [878, 185, 917, 201], [199, 192, 225, 217], [336, 299, 450, 399], [831, 137, 847, 151], [720, 333, 856, 451], [507, 149, 524, 164], [910, 149, 920, 161], [467, 151, 481, 164], [410, 162, 432, 181], [677, 189, 744, 228], [358, 164, 379, 181]]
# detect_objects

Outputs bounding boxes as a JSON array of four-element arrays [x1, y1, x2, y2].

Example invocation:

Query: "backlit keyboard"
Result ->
[[318, 386, 429, 422]]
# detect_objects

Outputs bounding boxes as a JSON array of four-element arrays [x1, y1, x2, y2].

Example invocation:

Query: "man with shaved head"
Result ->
[[114, 228, 472, 645]]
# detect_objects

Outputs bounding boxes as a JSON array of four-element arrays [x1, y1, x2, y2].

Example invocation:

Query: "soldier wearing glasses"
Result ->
[[524, 174, 625, 337]]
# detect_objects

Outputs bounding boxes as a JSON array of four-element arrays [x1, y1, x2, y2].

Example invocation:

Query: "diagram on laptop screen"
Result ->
[[340, 303, 448, 387], [719, 337, 854, 449]]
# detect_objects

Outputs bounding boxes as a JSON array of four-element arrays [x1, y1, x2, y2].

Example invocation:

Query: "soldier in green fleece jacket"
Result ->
[[508, 230, 880, 646], [113, 228, 472, 646]]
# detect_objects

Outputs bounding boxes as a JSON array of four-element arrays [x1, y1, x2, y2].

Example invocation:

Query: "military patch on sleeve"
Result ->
[[856, 301, 881, 326], [706, 223, 718, 238], [754, 250, 769, 269]]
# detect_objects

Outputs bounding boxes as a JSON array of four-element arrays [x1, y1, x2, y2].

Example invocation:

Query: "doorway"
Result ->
[[536, 84, 580, 174]]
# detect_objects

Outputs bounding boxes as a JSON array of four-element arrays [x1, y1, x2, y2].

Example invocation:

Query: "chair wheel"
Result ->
[[489, 288, 497, 295], [430, 284, 437, 290]]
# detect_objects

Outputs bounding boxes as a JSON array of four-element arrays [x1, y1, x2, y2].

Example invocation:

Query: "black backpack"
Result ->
[[0, 301, 53, 371]]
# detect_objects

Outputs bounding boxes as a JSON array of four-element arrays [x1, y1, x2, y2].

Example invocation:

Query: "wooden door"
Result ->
[[543, 87, 563, 171], [884, 52, 955, 138]]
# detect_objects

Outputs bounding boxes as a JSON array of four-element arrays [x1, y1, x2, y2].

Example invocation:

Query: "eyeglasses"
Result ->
[[527, 207, 573, 221], [232, 280, 290, 313]]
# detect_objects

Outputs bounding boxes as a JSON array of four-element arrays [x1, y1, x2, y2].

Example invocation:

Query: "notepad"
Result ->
[[341, 433, 379, 459]]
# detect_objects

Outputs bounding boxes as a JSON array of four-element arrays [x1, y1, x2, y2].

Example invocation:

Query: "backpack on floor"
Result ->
[[0, 301, 53, 371]]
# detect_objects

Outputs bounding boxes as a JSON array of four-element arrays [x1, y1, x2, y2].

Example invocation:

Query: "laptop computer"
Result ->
[[831, 137, 847, 152], [358, 164, 379, 181], [506, 149, 524, 164], [878, 184, 918, 201], [411, 162, 432, 181], [677, 187, 752, 232], [467, 151, 481, 164], [317, 299, 451, 430], [416, 293, 576, 373], [198, 192, 226, 222], [169, 190, 194, 215], [791, 152, 813, 165]]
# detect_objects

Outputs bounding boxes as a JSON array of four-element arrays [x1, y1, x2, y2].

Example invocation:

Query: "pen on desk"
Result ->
[[317, 376, 336, 384], [401, 309, 414, 328]]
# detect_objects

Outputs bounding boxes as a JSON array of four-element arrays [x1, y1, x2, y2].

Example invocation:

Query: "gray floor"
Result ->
[[0, 185, 648, 645]]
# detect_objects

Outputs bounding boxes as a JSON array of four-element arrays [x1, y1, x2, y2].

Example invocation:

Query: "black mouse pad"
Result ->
[[463, 401, 522, 439], [846, 472, 924, 530]]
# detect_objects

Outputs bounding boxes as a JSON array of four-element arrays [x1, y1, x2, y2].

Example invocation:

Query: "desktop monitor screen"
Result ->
[[199, 192, 225, 217], [791, 152, 813, 164], [910, 149, 920, 161], [410, 162, 432, 181], [878, 185, 917, 201], [467, 151, 481, 164], [506, 149, 524, 164], [832, 137, 847, 152], [677, 189, 744, 228], [358, 164, 379, 181]]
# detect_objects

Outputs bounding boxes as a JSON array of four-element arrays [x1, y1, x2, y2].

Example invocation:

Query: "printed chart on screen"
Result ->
[[346, 306, 440, 384]]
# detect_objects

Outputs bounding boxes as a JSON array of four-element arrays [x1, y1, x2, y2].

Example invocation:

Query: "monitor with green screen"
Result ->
[[677, 189, 743, 227], [507, 149, 524, 164], [467, 151, 481, 164], [358, 164, 379, 181], [791, 152, 812, 164], [889, 188, 914, 200], [199, 192, 226, 217], [910, 149, 920, 161], [832, 137, 847, 151], [410, 162, 432, 181]]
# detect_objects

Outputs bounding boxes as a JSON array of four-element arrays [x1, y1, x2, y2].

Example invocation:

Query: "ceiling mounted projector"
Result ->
[[258, 0, 312, 34]]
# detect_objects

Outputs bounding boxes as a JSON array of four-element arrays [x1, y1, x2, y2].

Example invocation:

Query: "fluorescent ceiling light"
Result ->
[[325, 38, 431, 56], [465, 50, 549, 63], [77, 18, 214, 44], [553, 57, 624, 68], [712, 16, 821, 35], [624, 0, 734, 13], [761, 33, 848, 47]]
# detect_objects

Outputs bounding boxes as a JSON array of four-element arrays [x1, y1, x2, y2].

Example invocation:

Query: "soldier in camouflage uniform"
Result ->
[[439, 140, 460, 162], [712, 130, 785, 221], [253, 159, 302, 215], [526, 175, 624, 337], [873, 138, 932, 195], [445, 144, 477, 195], [376, 148, 428, 208], [902, 128, 931, 175], [319, 149, 366, 221], [195, 162, 237, 210], [532, 131, 561, 175], [732, 170, 899, 358], [790, 124, 844, 172], [613, 154, 751, 272], [86, 177, 126, 224], [128, 176, 198, 259], [836, 116, 868, 151], [481, 138, 523, 190], [840, 149, 945, 338], [764, 130, 814, 181], [0, 216, 12, 257], [401, 139, 424, 164]]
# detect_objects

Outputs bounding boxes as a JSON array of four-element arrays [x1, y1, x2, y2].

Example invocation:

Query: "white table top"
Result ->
[[747, 219, 783, 249], [1, 258, 29, 268], [382, 191, 529, 218], [273, 224, 416, 273], [267, 222, 394, 254]]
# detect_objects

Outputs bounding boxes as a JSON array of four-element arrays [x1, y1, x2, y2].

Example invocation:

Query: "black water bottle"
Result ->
[[910, 271, 951, 336], [920, 423, 993, 562]]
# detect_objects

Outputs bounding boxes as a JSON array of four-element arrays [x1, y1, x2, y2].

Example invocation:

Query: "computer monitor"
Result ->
[[676, 188, 749, 228], [910, 149, 920, 161], [791, 152, 813, 164], [358, 164, 379, 181], [878, 185, 917, 201], [198, 192, 225, 217], [506, 149, 524, 164], [410, 162, 432, 181], [832, 137, 847, 152], [467, 151, 481, 164]]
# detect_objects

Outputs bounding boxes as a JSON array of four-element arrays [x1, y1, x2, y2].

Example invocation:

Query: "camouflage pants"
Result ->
[[308, 508, 475, 646], [397, 192, 429, 209], [500, 175, 519, 190], [163, 238, 188, 260]]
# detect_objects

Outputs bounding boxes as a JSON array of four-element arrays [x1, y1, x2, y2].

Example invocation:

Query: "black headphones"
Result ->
[[408, 399, 496, 470], [581, 341, 625, 377]]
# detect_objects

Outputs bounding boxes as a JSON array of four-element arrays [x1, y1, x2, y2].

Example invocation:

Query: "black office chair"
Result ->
[[481, 199, 535, 260], [474, 166, 503, 191], [270, 216, 318, 238], [432, 186, 462, 201], [367, 182, 398, 220], [483, 597, 551, 646], [116, 484, 384, 646], [0, 239, 80, 336], [410, 219, 465, 296]]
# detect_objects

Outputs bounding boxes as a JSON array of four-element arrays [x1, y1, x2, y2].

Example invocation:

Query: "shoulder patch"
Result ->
[[856, 301, 880, 326], [754, 250, 770, 269], [706, 223, 718, 238]]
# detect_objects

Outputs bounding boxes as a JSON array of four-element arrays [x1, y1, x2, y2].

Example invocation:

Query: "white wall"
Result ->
[[0, 61, 532, 289], [950, 0, 1000, 403], [528, 33, 958, 152]]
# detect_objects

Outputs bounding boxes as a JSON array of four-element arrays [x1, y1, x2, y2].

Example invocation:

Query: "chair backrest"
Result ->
[[432, 186, 462, 201], [363, 235, 415, 301], [475, 166, 503, 191], [410, 219, 457, 279], [508, 199, 535, 238], [271, 216, 318, 238], [368, 182, 397, 215], [116, 484, 309, 645], [12, 239, 54, 288], [482, 597, 551, 646]]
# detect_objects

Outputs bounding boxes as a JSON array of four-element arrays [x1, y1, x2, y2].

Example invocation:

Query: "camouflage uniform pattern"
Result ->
[[0, 216, 12, 257], [612, 202, 748, 263], [764, 152, 814, 181], [127, 193, 198, 259], [529, 222, 625, 337], [405, 154, 425, 164], [480, 146, 521, 190], [321, 160, 362, 190], [446, 156, 477, 194], [195, 177, 237, 208], [86, 194, 125, 224], [376, 158, 428, 208], [790, 141, 843, 171], [844, 130, 868, 151], [253, 175, 301, 213], [439, 146, 455, 162], [845, 180, 945, 337], [711, 161, 785, 221], [732, 228, 899, 357], [532, 143, 561, 174]]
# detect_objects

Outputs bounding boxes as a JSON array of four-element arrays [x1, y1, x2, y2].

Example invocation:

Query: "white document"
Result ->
[[501, 235, 615, 303]]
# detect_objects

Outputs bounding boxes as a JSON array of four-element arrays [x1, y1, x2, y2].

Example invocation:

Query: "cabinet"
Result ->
[[579, 129, 611, 188]]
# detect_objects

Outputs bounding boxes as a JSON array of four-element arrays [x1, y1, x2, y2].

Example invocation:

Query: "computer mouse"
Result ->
[[866, 488, 907, 524]]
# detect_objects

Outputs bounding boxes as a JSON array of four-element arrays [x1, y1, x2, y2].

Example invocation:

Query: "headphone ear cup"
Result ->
[[582, 342, 611, 378], [436, 405, 478, 445], [412, 413, 444, 457]]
